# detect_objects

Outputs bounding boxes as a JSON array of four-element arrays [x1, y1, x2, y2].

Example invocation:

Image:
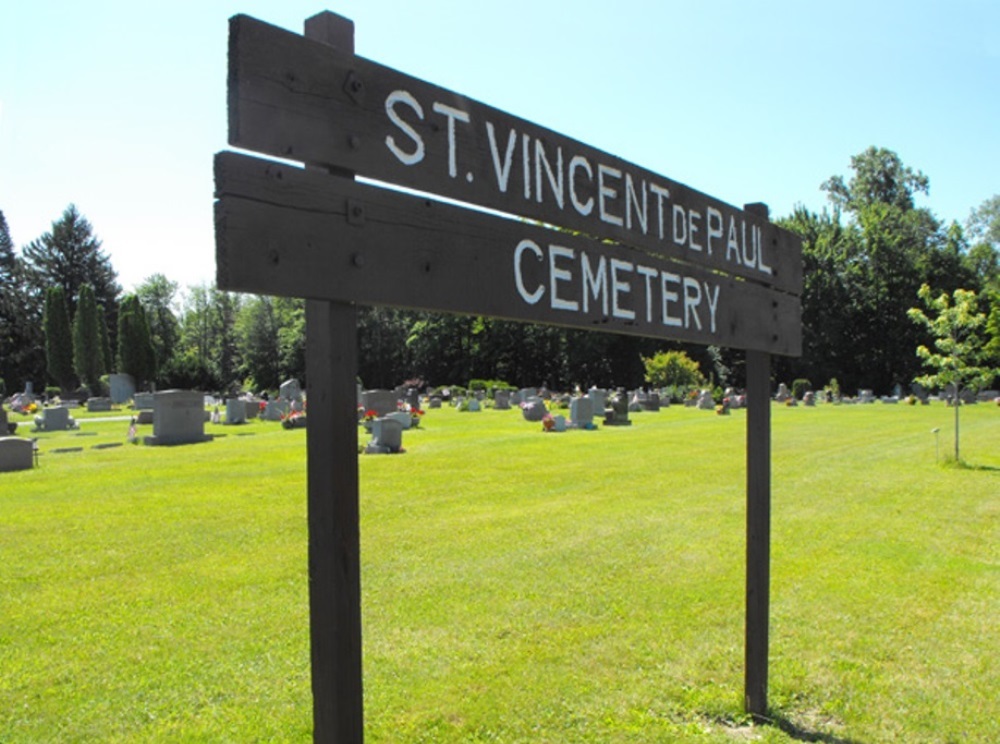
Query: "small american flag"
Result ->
[[127, 419, 137, 443]]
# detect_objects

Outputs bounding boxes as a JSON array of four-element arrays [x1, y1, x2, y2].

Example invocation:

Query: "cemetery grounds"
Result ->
[[1, 401, 997, 742]]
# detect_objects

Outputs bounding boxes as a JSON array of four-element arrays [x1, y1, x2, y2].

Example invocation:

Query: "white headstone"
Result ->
[[144, 390, 212, 446]]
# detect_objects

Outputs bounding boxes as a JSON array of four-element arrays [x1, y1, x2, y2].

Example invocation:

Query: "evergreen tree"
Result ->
[[43, 285, 75, 391], [72, 283, 104, 393], [97, 304, 113, 375], [0, 211, 45, 392], [22, 204, 120, 316], [117, 295, 156, 388]]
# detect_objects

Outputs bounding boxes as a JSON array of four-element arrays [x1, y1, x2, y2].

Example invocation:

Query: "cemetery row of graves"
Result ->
[[3, 370, 997, 472]]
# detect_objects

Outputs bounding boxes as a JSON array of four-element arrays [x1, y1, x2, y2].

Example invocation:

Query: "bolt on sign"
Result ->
[[215, 11, 802, 741]]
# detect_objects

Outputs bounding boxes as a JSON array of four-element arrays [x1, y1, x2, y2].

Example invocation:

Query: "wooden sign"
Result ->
[[217, 151, 800, 355], [216, 11, 803, 740], [226, 14, 802, 301]]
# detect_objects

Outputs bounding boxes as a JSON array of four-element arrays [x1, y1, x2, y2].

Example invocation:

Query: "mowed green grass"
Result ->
[[1, 401, 997, 742]]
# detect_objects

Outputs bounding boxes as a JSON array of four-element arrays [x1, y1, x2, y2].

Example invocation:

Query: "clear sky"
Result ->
[[2, 0, 997, 292]]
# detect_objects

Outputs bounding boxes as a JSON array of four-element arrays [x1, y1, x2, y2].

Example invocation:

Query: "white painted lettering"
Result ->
[[704, 282, 719, 333], [598, 164, 624, 227], [548, 244, 578, 311], [514, 239, 544, 305], [486, 121, 517, 193], [688, 209, 703, 252], [650, 183, 671, 240], [625, 174, 648, 234], [756, 226, 773, 275], [672, 204, 687, 245], [535, 140, 565, 209], [726, 216, 742, 265], [522, 133, 532, 200], [569, 155, 594, 216], [741, 220, 755, 267], [432, 102, 470, 178], [683, 276, 703, 331], [581, 251, 608, 314], [661, 272, 682, 327], [384, 90, 425, 165], [706, 207, 723, 257], [610, 258, 634, 319], [636, 265, 658, 322]]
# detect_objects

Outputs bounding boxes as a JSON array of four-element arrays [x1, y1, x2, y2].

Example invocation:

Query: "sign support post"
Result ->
[[302, 12, 364, 744]]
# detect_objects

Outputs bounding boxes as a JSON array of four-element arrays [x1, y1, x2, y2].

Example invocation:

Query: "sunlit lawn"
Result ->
[[1, 400, 997, 742]]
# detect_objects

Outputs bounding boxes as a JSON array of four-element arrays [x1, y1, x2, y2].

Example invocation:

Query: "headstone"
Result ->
[[551, 414, 567, 432], [144, 390, 213, 446], [405, 388, 421, 410], [244, 399, 260, 419], [384, 411, 412, 430], [263, 399, 291, 421], [365, 417, 403, 454], [34, 406, 74, 431], [279, 378, 303, 402], [858, 389, 875, 404], [0, 437, 33, 472], [24, 381, 34, 395], [521, 399, 547, 422], [133, 392, 155, 410], [775, 383, 791, 402], [628, 392, 644, 413], [108, 373, 135, 404], [977, 390, 998, 402], [641, 392, 661, 412], [466, 398, 481, 412], [136, 410, 154, 425], [518, 388, 537, 404], [603, 393, 631, 426], [697, 390, 715, 410], [892, 383, 903, 400], [494, 390, 511, 410], [225, 398, 247, 425], [428, 396, 442, 409], [361, 389, 397, 417], [569, 396, 594, 429], [0, 407, 9, 436], [86, 397, 113, 413], [803, 391, 815, 407], [588, 388, 607, 413]]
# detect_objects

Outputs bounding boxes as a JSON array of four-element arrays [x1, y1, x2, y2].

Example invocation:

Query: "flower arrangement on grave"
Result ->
[[410, 408, 424, 427], [542, 413, 555, 431], [281, 410, 307, 429]]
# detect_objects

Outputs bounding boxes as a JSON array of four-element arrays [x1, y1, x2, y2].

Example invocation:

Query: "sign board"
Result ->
[[219, 14, 802, 354], [215, 11, 803, 740]]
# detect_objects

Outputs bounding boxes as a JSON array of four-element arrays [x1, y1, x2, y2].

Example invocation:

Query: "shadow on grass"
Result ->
[[942, 459, 999, 472], [767, 714, 867, 744]]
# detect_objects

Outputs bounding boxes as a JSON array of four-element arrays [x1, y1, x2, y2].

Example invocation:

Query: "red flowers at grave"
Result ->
[[362, 409, 378, 422]]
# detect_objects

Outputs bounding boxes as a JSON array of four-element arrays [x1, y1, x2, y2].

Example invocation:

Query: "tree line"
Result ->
[[1, 147, 997, 399]]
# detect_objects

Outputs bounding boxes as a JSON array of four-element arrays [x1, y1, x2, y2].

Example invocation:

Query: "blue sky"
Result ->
[[2, 0, 997, 291]]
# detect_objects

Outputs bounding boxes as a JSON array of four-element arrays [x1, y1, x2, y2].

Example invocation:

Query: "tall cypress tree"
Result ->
[[43, 285, 75, 391], [72, 283, 104, 394], [97, 303, 113, 376], [117, 295, 156, 389]]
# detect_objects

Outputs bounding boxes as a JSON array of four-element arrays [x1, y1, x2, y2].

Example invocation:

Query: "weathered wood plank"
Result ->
[[744, 348, 771, 717], [300, 12, 364, 744], [215, 152, 802, 356], [227, 14, 803, 296]]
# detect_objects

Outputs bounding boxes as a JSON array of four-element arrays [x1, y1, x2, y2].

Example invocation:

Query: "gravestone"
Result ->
[[280, 378, 303, 402], [641, 392, 661, 412], [34, 406, 74, 431], [405, 389, 421, 410], [466, 398, 481, 412], [365, 417, 403, 454], [86, 397, 113, 413], [428, 396, 442, 409], [518, 388, 537, 404], [494, 390, 511, 410], [587, 388, 607, 413], [775, 383, 791, 402], [568, 396, 594, 429], [0, 407, 9, 435], [384, 411, 412, 430], [133, 392, 155, 410], [244, 399, 261, 419], [263, 399, 291, 421], [137, 410, 154, 425], [361, 389, 397, 417], [108, 374, 136, 404], [603, 393, 631, 426], [697, 391, 716, 410], [520, 399, 547, 422], [628, 392, 644, 413], [803, 391, 815, 407], [0, 437, 33, 472], [225, 398, 247, 425], [858, 389, 875, 404], [144, 390, 213, 446]]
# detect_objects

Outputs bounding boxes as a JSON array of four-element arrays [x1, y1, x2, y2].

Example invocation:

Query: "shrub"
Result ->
[[792, 378, 812, 400]]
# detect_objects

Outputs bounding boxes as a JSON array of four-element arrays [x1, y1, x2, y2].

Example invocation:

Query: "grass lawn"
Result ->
[[1, 400, 997, 742]]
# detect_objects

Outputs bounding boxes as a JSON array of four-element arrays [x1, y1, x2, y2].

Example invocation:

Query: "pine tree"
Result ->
[[72, 283, 104, 394], [43, 285, 75, 391]]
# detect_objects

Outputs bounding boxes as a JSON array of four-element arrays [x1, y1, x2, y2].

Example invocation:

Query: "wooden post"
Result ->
[[743, 202, 771, 719], [303, 12, 363, 744]]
